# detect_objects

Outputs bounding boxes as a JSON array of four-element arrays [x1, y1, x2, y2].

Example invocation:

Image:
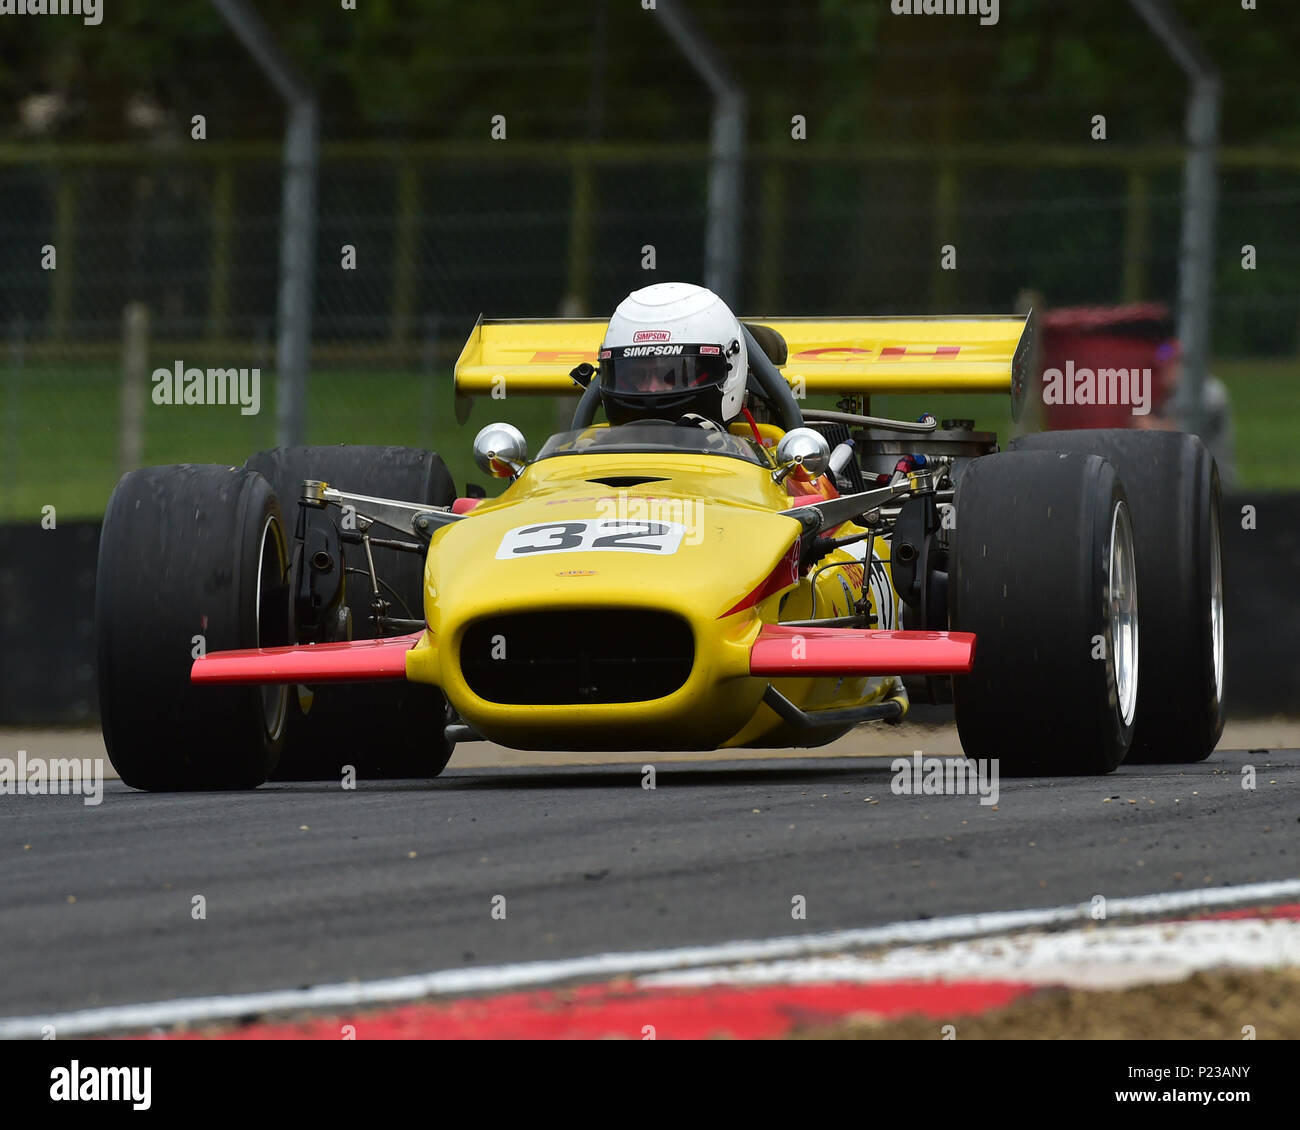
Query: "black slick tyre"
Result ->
[[1009, 429, 1225, 762], [96, 464, 290, 790], [950, 450, 1139, 775]]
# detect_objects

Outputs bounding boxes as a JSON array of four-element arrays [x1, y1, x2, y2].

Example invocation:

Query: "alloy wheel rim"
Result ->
[[1210, 502, 1225, 703], [1108, 501, 1140, 727], [255, 515, 289, 742]]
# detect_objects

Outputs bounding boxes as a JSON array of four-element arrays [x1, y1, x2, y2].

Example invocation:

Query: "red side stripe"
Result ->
[[721, 542, 801, 617]]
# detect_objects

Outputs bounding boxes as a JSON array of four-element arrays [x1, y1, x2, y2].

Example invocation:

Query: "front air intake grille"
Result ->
[[460, 610, 694, 705]]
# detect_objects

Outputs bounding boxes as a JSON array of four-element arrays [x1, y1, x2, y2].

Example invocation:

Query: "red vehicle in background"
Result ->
[[1039, 303, 1175, 430], [1039, 303, 1235, 485]]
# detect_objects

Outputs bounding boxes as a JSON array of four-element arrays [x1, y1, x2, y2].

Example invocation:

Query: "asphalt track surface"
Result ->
[[2, 746, 1297, 1019]]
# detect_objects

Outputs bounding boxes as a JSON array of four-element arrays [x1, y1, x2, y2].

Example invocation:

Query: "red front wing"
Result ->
[[190, 626, 974, 686]]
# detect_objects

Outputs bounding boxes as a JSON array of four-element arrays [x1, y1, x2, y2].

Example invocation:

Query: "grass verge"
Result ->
[[2, 357, 1295, 522]]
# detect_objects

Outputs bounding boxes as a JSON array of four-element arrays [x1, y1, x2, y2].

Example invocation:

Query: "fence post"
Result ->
[[119, 303, 150, 476], [1128, 0, 1221, 436], [210, 0, 319, 446], [4, 318, 24, 515], [391, 164, 421, 352], [566, 154, 594, 315], [930, 163, 958, 312], [275, 101, 318, 445], [757, 161, 786, 313], [207, 163, 234, 343], [654, 0, 746, 305], [420, 312, 440, 441], [1121, 168, 1150, 302], [50, 173, 77, 342]]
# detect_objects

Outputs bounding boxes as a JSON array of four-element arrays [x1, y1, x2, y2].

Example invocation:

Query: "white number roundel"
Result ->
[[496, 519, 686, 558]]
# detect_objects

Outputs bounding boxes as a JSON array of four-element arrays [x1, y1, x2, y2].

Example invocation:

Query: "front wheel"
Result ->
[[950, 450, 1138, 775], [1009, 430, 1225, 762], [96, 465, 290, 789]]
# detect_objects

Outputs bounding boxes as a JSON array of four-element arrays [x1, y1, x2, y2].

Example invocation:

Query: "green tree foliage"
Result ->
[[3, 0, 1297, 147]]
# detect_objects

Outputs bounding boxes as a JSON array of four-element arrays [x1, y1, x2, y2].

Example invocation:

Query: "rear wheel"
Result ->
[[97, 465, 289, 790], [1010, 430, 1224, 762], [245, 445, 456, 779], [950, 450, 1137, 775]]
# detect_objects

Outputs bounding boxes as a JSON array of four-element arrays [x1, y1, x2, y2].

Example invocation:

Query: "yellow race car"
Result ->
[[95, 306, 1225, 788]]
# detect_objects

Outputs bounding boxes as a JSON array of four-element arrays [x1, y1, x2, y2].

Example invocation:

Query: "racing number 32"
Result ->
[[496, 519, 687, 558]]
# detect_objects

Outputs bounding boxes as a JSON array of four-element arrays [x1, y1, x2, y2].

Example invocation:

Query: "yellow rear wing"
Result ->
[[454, 312, 1035, 420]]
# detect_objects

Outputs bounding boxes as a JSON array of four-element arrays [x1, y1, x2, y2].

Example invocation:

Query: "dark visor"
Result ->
[[599, 344, 729, 396]]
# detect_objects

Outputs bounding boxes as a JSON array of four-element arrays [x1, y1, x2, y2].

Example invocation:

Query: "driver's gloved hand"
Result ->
[[678, 413, 725, 434]]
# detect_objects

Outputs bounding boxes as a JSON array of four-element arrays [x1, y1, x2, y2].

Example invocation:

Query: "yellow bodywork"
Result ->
[[420, 310, 1028, 752], [404, 446, 902, 752]]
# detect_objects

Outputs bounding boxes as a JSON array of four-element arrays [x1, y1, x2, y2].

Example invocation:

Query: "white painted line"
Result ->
[[639, 916, 1300, 992], [2, 878, 1299, 1039]]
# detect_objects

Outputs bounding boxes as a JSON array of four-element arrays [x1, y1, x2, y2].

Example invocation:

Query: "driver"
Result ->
[[597, 282, 748, 429]]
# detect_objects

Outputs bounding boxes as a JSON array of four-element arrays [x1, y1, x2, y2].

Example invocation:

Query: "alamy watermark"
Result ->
[[50, 1062, 150, 1110], [1042, 360, 1152, 416], [891, 751, 999, 806], [594, 493, 705, 547], [0, 751, 103, 806], [891, 0, 998, 27], [0, 0, 101, 25], [152, 361, 261, 415]]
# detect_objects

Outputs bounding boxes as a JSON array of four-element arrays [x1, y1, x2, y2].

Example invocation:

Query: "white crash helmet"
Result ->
[[597, 282, 748, 427]]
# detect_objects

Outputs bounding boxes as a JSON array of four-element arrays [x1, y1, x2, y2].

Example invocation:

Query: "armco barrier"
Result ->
[[0, 495, 1296, 726], [0, 521, 99, 725], [1220, 493, 1300, 717]]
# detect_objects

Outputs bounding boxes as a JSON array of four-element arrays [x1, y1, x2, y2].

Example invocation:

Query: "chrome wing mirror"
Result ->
[[473, 423, 528, 480], [772, 427, 831, 485]]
